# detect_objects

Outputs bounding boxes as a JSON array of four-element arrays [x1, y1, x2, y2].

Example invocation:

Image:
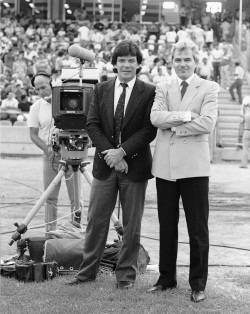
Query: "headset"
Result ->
[[31, 72, 52, 88]]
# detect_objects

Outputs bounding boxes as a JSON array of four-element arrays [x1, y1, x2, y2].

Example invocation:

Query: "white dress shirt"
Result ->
[[114, 77, 136, 114]]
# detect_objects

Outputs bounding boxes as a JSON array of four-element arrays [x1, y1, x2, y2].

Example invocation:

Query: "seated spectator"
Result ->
[[11, 73, 24, 88], [199, 46, 209, 62], [177, 26, 188, 41], [1, 91, 19, 125], [78, 21, 90, 44], [166, 26, 177, 47], [192, 24, 205, 49], [130, 28, 141, 43], [147, 21, 160, 40], [61, 53, 77, 68], [0, 74, 7, 96], [13, 50, 27, 79], [99, 44, 112, 62], [25, 24, 36, 39], [93, 53, 106, 81], [153, 67, 168, 85], [14, 22, 25, 37], [144, 49, 157, 71], [165, 64, 175, 81], [3, 47, 16, 75], [34, 50, 52, 74], [57, 26, 66, 39], [14, 84, 26, 102], [197, 57, 213, 80], [151, 57, 168, 77], [17, 94, 32, 122]]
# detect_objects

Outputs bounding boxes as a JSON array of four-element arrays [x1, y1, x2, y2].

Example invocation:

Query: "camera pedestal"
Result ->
[[9, 159, 123, 246]]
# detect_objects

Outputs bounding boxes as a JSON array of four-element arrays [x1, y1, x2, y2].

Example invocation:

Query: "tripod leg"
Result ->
[[9, 167, 68, 245], [72, 170, 82, 224], [80, 166, 123, 236], [23, 168, 67, 227]]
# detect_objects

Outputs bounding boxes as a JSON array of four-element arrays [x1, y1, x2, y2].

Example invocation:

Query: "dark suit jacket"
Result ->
[[86, 78, 157, 182]]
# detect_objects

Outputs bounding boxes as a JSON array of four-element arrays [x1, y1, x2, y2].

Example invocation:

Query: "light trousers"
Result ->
[[43, 153, 82, 232]]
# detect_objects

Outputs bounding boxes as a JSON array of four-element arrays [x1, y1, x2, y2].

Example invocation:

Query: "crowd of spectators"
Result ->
[[0, 6, 249, 125]]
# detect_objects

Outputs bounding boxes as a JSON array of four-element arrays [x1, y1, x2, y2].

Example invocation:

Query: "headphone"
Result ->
[[31, 72, 52, 88]]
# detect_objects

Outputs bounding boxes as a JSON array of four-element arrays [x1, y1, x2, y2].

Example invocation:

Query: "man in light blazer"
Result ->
[[66, 40, 157, 289], [148, 39, 219, 302]]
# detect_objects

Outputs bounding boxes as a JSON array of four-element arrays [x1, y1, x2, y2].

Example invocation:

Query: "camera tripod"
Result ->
[[9, 157, 123, 246]]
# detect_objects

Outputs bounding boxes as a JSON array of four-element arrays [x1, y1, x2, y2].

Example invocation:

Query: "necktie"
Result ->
[[181, 80, 188, 99], [114, 83, 128, 147]]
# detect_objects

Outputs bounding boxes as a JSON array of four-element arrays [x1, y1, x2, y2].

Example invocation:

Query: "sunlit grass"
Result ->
[[1, 267, 250, 314]]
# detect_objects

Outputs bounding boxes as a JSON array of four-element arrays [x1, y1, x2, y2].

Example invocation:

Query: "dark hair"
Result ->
[[21, 94, 27, 101], [111, 40, 142, 74]]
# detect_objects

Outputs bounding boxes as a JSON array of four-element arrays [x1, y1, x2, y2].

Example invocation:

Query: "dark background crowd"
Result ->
[[0, 3, 249, 125]]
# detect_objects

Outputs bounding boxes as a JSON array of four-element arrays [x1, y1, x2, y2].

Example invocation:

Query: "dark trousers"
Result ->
[[212, 62, 221, 83], [229, 79, 243, 103], [76, 169, 147, 283], [156, 177, 209, 291]]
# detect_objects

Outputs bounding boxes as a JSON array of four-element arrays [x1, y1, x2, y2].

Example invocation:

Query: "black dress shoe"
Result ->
[[191, 291, 206, 303], [147, 283, 176, 293], [117, 281, 134, 289]]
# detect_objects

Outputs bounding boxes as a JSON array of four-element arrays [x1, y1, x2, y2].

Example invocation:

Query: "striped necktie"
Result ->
[[114, 83, 128, 147]]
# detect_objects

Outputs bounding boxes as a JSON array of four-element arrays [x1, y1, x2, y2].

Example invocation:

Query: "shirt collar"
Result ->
[[177, 73, 195, 89], [115, 76, 136, 90]]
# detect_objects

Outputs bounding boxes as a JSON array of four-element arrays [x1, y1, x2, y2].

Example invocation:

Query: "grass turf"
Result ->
[[1, 267, 250, 314]]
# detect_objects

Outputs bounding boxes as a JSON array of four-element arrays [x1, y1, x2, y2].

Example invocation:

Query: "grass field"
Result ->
[[1, 266, 250, 314], [1, 156, 250, 313]]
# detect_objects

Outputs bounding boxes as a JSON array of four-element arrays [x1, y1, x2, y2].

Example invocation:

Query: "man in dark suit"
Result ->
[[66, 40, 157, 288], [147, 39, 219, 302]]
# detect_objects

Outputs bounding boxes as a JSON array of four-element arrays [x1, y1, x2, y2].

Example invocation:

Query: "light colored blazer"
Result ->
[[151, 74, 219, 180]]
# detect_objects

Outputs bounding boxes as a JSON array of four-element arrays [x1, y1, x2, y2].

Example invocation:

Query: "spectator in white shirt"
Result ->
[[204, 25, 214, 48], [192, 24, 205, 49], [197, 57, 213, 80], [177, 26, 188, 41], [78, 22, 90, 44], [229, 62, 244, 104], [153, 67, 168, 85], [166, 26, 177, 47], [1, 91, 19, 124], [211, 43, 224, 83]]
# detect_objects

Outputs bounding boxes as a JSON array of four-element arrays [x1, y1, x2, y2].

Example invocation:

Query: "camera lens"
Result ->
[[61, 93, 82, 111], [68, 99, 79, 109]]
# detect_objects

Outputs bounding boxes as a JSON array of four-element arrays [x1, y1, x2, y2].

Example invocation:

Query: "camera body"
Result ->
[[52, 84, 94, 131], [51, 67, 99, 160]]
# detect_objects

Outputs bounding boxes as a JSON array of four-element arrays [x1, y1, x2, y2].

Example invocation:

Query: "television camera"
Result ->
[[9, 45, 123, 246]]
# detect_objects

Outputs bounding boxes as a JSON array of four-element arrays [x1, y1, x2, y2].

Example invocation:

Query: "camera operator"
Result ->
[[66, 40, 157, 288], [28, 73, 82, 234]]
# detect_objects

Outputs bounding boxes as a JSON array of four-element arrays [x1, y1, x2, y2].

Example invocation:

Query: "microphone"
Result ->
[[68, 44, 95, 62]]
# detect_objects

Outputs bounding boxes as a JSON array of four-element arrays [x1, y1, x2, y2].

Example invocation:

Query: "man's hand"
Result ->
[[101, 148, 125, 168], [114, 159, 128, 174], [45, 145, 54, 157], [191, 112, 199, 120]]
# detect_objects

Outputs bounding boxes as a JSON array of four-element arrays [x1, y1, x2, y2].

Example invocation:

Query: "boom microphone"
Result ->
[[68, 44, 95, 62]]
